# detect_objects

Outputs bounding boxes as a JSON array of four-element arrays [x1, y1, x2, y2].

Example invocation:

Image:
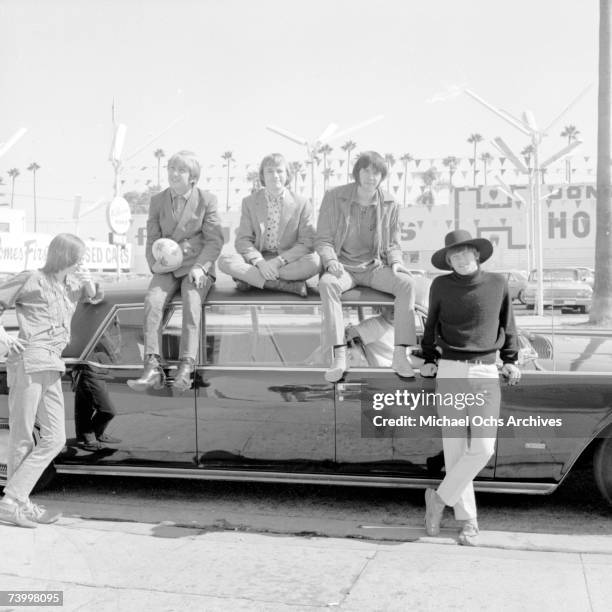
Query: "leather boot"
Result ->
[[325, 345, 348, 383], [127, 354, 164, 391], [173, 357, 195, 392], [264, 279, 307, 297]]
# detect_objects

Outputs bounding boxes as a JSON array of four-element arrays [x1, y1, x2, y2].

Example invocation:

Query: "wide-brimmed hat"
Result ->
[[431, 229, 493, 270]]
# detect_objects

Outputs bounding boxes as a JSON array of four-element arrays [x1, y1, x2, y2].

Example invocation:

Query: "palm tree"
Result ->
[[7, 168, 19, 208], [467, 133, 483, 185], [153, 148, 165, 188], [442, 156, 459, 189], [322, 167, 335, 191], [246, 170, 261, 193], [341, 140, 357, 182], [591, 0, 612, 324], [27, 162, 40, 231], [560, 125, 581, 183], [480, 152, 493, 185], [318, 144, 333, 189], [221, 151, 234, 212], [289, 161, 303, 193], [399, 153, 413, 206], [417, 167, 438, 206], [384, 153, 396, 192]]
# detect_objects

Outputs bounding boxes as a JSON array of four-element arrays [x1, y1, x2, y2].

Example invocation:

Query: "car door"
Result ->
[[333, 304, 470, 479], [194, 302, 335, 471], [59, 304, 199, 468]]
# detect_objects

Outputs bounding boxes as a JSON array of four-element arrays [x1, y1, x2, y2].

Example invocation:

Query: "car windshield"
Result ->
[[529, 270, 577, 282]]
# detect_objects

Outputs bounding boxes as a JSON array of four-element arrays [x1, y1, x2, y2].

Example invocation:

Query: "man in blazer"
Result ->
[[128, 150, 224, 392], [218, 153, 319, 296]]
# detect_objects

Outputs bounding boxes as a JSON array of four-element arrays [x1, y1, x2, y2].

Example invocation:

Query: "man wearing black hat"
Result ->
[[420, 229, 521, 546]]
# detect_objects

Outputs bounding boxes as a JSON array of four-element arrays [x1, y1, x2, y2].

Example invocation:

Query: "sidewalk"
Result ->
[[2, 517, 612, 611]]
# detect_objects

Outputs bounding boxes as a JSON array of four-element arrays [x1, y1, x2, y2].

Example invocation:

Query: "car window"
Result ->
[[84, 307, 145, 365], [205, 304, 324, 367]]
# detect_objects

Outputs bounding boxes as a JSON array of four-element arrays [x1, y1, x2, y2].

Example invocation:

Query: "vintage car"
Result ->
[[1, 279, 612, 507], [523, 268, 593, 313], [492, 270, 528, 304]]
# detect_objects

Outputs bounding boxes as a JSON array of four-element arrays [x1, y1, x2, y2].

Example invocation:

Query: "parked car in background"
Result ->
[[493, 270, 528, 304], [523, 268, 593, 313], [1, 279, 612, 505], [576, 267, 595, 287]]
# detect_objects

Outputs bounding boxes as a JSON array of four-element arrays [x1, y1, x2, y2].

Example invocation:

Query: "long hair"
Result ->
[[42, 233, 86, 274], [259, 153, 293, 187], [167, 150, 201, 184], [352, 151, 388, 185]]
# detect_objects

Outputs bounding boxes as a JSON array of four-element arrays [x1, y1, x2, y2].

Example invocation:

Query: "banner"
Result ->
[[0, 232, 132, 273]]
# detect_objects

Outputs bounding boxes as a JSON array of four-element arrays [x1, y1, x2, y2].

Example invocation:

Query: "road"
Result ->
[[31, 465, 611, 542]]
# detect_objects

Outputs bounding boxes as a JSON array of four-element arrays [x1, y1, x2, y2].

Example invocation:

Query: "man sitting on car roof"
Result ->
[[218, 153, 320, 297]]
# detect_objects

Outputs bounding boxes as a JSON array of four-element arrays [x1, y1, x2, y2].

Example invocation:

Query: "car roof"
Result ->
[[96, 276, 396, 307]]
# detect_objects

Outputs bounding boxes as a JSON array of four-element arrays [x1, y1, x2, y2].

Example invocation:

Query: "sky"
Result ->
[[0, 0, 600, 238]]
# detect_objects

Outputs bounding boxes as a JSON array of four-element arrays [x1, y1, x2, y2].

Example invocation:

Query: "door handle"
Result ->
[[337, 382, 362, 402]]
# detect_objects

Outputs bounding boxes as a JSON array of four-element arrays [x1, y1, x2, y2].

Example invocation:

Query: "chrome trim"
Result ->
[[53, 464, 558, 494]]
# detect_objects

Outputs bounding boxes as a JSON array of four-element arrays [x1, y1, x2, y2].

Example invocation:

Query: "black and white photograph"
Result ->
[[1, 1, 612, 610]]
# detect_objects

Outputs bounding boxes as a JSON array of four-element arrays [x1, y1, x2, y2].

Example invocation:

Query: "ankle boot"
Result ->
[[264, 279, 307, 297], [392, 346, 415, 378], [325, 345, 348, 383], [127, 354, 165, 391], [173, 357, 195, 392]]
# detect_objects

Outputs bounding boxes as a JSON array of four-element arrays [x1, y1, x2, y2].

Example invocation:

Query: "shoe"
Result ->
[[392, 346, 415, 378], [0, 499, 37, 528], [96, 433, 122, 444], [424, 488, 445, 536], [264, 279, 308, 297], [458, 520, 480, 546], [80, 433, 105, 452], [21, 501, 62, 524], [325, 346, 348, 383], [173, 358, 194, 392], [233, 279, 251, 292], [127, 355, 165, 391]]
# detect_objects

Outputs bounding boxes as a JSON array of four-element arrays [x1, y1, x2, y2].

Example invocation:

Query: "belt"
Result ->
[[441, 357, 496, 366]]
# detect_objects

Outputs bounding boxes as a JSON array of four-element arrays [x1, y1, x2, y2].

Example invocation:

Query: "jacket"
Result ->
[[315, 182, 403, 269], [145, 187, 225, 278], [234, 188, 315, 264]]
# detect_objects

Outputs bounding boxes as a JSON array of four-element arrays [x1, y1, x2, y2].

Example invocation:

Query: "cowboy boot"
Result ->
[[173, 357, 195, 392], [325, 345, 348, 383], [127, 354, 165, 391], [264, 279, 308, 297]]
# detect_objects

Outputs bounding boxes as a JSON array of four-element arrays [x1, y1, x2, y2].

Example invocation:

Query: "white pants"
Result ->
[[5, 361, 66, 503], [435, 359, 501, 520]]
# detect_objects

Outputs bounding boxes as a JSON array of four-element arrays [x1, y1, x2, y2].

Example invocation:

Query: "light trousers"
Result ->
[[435, 359, 501, 520], [219, 252, 320, 288], [144, 273, 212, 361], [318, 266, 416, 359], [5, 361, 66, 503]]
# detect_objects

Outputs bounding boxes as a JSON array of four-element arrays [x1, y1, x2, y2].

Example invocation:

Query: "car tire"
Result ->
[[594, 436, 612, 505]]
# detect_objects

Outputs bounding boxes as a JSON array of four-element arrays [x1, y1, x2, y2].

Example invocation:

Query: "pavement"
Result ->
[[2, 516, 612, 611]]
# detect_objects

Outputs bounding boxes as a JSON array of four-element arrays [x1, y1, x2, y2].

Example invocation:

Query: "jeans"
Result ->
[[5, 360, 66, 503]]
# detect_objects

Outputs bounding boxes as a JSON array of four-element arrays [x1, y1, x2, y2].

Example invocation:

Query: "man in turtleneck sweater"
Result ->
[[420, 229, 521, 546]]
